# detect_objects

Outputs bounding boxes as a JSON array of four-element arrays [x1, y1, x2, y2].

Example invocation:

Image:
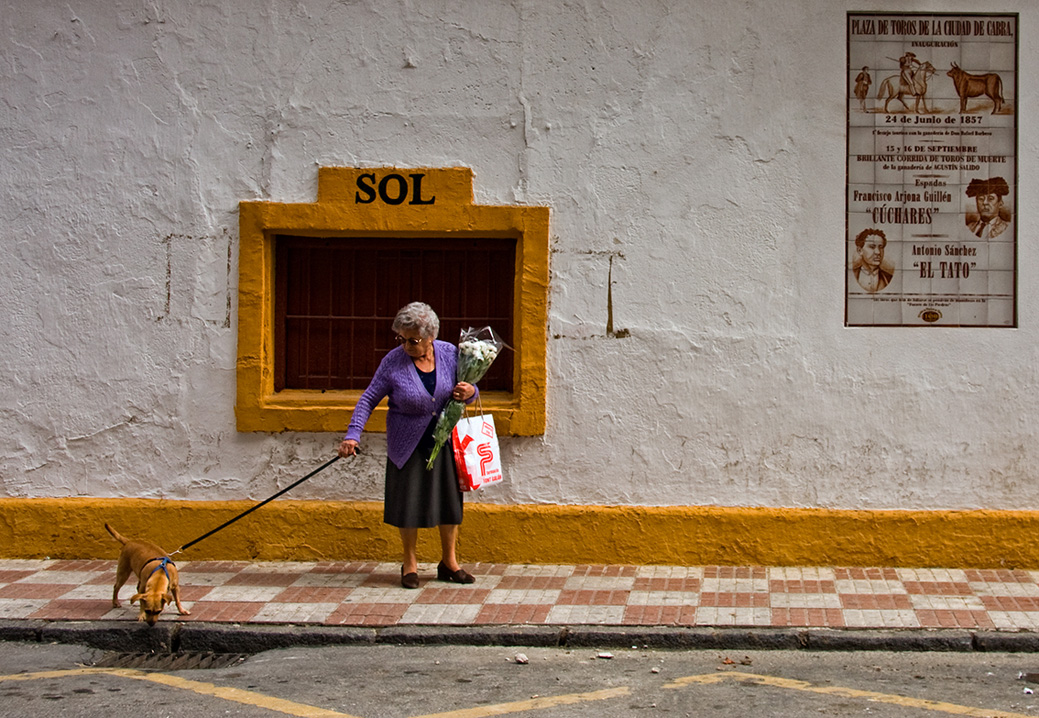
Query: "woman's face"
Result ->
[[396, 328, 433, 359]]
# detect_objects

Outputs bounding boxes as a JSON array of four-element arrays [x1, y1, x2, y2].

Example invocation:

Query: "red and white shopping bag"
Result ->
[[451, 414, 503, 491]]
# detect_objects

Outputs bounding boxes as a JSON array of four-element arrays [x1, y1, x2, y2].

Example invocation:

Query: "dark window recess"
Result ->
[[275, 236, 515, 392]]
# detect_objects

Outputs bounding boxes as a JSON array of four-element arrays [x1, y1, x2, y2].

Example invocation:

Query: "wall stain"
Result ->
[[156, 232, 233, 328], [159, 233, 172, 322], [606, 254, 630, 339]]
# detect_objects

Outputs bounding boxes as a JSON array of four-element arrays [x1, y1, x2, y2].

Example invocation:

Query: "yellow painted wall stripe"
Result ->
[[4, 497, 1039, 568], [665, 671, 1035, 718], [410, 686, 630, 718], [0, 667, 358, 717]]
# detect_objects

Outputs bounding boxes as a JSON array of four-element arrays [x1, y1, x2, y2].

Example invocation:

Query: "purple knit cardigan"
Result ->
[[344, 340, 478, 469]]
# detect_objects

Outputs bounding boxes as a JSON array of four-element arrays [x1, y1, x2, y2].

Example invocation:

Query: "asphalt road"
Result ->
[[3, 641, 1039, 717]]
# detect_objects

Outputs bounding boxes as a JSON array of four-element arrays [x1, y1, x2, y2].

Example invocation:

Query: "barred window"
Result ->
[[237, 166, 548, 435], [274, 236, 515, 392]]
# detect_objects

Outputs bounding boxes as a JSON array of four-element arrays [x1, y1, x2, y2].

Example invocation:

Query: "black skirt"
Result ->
[[383, 446, 464, 528]]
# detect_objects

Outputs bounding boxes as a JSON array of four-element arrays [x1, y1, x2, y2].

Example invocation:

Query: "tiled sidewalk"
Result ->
[[2, 559, 1039, 631]]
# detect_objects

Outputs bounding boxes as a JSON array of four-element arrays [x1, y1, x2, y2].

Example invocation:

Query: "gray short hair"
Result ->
[[392, 302, 439, 339]]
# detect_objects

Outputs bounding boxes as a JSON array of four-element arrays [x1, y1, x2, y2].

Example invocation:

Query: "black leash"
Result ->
[[171, 455, 343, 555]]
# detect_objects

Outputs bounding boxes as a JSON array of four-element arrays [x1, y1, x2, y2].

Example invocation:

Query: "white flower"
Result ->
[[426, 327, 505, 469]]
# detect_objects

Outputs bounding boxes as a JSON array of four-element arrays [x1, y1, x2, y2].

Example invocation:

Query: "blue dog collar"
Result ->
[[145, 556, 174, 583]]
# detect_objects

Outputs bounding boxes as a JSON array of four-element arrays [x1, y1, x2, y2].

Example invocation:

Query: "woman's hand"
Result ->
[[452, 382, 475, 401], [338, 439, 359, 458]]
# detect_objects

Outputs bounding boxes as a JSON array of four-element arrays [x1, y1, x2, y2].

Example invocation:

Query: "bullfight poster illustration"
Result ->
[[847, 13, 1017, 327]]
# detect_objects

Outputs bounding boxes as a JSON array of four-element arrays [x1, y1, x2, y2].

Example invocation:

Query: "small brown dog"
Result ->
[[105, 523, 190, 625]]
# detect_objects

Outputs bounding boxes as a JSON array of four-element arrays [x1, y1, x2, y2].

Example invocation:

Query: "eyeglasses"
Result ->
[[395, 335, 426, 347]]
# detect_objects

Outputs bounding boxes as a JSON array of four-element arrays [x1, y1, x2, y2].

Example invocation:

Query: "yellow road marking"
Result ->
[[0, 667, 359, 717], [17, 664, 1019, 718], [409, 686, 631, 718], [665, 671, 1037, 718], [0, 667, 629, 718]]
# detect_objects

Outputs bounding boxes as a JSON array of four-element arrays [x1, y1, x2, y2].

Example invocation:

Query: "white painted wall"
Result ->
[[2, 1, 1036, 510]]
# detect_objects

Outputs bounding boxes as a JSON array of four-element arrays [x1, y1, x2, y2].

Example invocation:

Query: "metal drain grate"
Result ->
[[93, 651, 248, 671]]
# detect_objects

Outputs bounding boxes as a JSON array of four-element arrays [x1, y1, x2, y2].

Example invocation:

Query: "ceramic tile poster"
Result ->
[[847, 13, 1017, 327]]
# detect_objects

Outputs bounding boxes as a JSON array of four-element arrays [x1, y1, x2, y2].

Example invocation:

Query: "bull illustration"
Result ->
[[947, 62, 1005, 114]]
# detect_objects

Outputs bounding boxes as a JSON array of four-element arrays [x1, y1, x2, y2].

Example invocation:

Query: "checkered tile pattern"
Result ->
[[3, 560, 1039, 629]]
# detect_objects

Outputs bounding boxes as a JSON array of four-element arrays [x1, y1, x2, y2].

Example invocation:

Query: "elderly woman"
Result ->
[[338, 302, 477, 588]]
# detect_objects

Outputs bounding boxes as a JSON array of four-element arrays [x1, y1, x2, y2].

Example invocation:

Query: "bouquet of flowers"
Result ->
[[425, 326, 504, 469]]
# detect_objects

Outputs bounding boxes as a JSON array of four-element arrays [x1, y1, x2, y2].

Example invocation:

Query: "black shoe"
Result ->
[[437, 561, 475, 584], [401, 567, 419, 589]]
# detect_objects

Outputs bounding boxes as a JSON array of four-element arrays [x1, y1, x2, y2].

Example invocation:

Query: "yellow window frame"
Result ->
[[236, 166, 549, 435]]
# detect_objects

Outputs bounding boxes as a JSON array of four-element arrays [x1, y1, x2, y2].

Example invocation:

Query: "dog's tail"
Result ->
[[104, 523, 128, 545]]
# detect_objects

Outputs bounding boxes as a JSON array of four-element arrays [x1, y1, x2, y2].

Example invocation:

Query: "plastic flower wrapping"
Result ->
[[425, 326, 504, 469]]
